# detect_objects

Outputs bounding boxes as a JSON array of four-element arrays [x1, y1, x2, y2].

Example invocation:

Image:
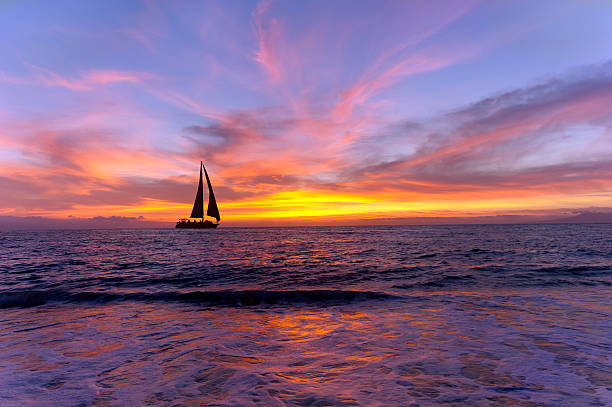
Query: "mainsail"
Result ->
[[188, 161, 220, 222], [189, 162, 204, 218], [204, 164, 220, 222], [177, 160, 220, 228]]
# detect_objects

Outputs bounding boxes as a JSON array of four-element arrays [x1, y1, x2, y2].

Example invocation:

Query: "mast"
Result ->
[[203, 162, 221, 223], [189, 161, 205, 219]]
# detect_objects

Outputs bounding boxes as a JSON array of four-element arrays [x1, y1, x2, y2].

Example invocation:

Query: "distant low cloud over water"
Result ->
[[1, 1, 611, 224], [0, 216, 170, 230]]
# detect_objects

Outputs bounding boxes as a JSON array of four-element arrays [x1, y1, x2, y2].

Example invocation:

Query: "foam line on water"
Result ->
[[0, 289, 401, 308]]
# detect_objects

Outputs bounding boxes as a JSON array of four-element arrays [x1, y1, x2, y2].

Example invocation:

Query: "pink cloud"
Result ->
[[333, 54, 452, 120], [347, 62, 612, 196], [81, 70, 155, 85], [123, 0, 168, 52], [28, 63, 89, 91], [332, 2, 541, 121], [252, 0, 284, 82], [143, 85, 223, 121], [12, 63, 156, 91], [0, 70, 30, 86]]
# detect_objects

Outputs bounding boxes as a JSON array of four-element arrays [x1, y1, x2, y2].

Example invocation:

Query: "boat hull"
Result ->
[[175, 221, 218, 229]]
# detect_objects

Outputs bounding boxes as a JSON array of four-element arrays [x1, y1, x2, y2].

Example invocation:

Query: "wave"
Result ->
[[392, 274, 477, 289], [390, 265, 611, 290], [0, 289, 398, 309], [529, 265, 610, 276]]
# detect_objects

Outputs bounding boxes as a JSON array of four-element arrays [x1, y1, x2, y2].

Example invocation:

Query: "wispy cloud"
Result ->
[[252, 0, 284, 82], [82, 70, 154, 85], [333, 54, 452, 120], [2, 63, 157, 91], [344, 61, 612, 200]]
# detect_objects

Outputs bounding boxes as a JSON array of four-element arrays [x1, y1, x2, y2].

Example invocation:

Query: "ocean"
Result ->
[[0, 224, 610, 406]]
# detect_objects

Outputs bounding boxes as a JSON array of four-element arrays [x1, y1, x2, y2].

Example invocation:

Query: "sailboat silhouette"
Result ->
[[176, 161, 220, 229]]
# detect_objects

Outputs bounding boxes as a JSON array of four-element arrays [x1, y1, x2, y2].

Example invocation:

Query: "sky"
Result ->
[[1, 0, 612, 226]]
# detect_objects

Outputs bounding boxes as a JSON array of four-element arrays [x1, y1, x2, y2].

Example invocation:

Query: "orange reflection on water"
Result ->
[[3, 290, 608, 406], [264, 311, 340, 342]]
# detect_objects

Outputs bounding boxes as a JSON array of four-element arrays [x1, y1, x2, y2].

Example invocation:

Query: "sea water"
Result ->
[[0, 225, 610, 406]]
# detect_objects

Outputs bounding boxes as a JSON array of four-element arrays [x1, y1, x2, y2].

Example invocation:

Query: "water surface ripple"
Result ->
[[0, 225, 610, 406]]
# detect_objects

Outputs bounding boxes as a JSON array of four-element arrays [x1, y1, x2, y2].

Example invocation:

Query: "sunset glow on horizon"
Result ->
[[2, 1, 612, 226]]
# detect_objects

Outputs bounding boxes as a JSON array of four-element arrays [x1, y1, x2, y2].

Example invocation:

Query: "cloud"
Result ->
[[170, 61, 612, 215], [0, 215, 168, 230], [252, 0, 284, 82], [81, 70, 155, 85], [4, 58, 611, 223], [333, 54, 452, 120], [345, 61, 612, 193], [27, 63, 89, 90], [331, 0, 545, 121], [123, 0, 168, 52], [143, 86, 222, 121], [1, 63, 157, 91]]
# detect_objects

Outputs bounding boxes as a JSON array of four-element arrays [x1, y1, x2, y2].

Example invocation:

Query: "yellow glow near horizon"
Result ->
[[22, 189, 611, 223]]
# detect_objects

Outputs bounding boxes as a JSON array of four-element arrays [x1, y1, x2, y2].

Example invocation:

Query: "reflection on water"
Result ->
[[0, 288, 610, 406], [1, 225, 610, 405]]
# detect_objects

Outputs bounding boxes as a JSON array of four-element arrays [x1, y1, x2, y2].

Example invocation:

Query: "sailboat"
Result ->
[[176, 161, 220, 229]]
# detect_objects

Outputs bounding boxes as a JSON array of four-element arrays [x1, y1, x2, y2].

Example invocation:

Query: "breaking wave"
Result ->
[[0, 289, 398, 309]]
